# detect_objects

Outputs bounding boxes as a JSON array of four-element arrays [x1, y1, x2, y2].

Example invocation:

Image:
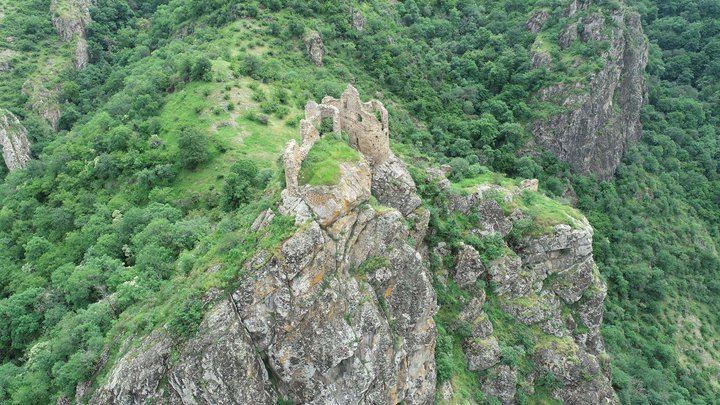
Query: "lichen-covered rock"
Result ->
[[50, 0, 93, 69], [531, 50, 552, 68], [534, 338, 617, 404], [0, 110, 31, 171], [453, 243, 485, 288], [73, 37, 89, 69], [50, 0, 92, 41], [533, 6, 648, 179], [580, 14, 606, 42], [475, 200, 512, 237], [372, 154, 422, 216], [466, 337, 501, 371], [458, 294, 494, 339], [432, 175, 618, 403], [168, 302, 278, 405], [90, 331, 172, 405], [487, 254, 525, 296], [92, 87, 437, 405], [0, 49, 15, 72], [482, 365, 518, 405], [300, 160, 372, 227], [559, 23, 578, 49], [251, 208, 275, 231], [304, 31, 325, 66], [351, 9, 365, 31]]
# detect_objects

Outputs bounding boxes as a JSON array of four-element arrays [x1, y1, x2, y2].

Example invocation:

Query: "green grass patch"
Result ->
[[298, 135, 362, 186], [511, 191, 586, 236], [451, 171, 517, 193]]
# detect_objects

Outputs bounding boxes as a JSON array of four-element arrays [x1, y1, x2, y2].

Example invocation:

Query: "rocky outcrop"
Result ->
[[0, 110, 32, 171], [91, 86, 437, 404], [351, 9, 365, 31], [50, 0, 93, 69], [304, 31, 325, 66], [73, 37, 89, 69], [526, 10, 550, 33], [428, 169, 618, 404], [532, 3, 648, 179], [22, 80, 61, 131], [0, 49, 15, 72]]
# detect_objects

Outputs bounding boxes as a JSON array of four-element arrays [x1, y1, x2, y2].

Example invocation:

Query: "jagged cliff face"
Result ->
[[50, 0, 93, 69], [91, 86, 438, 404], [0, 110, 32, 171], [531, 0, 649, 180], [430, 170, 617, 404]]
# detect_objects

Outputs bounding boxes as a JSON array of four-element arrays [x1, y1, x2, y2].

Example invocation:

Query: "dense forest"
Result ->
[[0, 0, 719, 404]]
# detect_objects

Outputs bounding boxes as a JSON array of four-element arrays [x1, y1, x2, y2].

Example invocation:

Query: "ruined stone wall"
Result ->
[[283, 84, 390, 197]]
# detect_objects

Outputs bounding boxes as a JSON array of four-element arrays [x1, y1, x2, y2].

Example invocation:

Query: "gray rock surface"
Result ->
[[0, 110, 31, 171], [0, 49, 15, 72], [372, 154, 422, 216], [91, 331, 172, 405], [526, 10, 550, 33], [168, 302, 277, 405], [432, 174, 618, 404], [482, 365, 518, 405], [351, 9, 365, 31]]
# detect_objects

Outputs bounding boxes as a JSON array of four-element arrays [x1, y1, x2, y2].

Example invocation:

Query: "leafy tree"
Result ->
[[222, 160, 260, 211], [178, 127, 210, 169]]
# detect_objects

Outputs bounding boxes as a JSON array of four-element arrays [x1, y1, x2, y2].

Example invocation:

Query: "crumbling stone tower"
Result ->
[[283, 84, 390, 196]]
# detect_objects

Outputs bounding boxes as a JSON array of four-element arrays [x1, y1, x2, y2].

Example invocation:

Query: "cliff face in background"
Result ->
[[531, 0, 649, 180], [0, 109, 31, 171]]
